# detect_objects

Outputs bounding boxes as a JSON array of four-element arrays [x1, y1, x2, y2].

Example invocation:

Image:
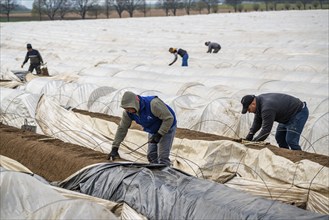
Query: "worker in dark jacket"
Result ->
[[241, 93, 308, 150], [205, 41, 221, 53], [21, 43, 44, 75], [108, 91, 177, 166], [168, 47, 188, 67]]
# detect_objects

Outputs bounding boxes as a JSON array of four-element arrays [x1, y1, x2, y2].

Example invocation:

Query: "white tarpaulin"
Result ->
[[1, 10, 327, 155], [1, 9, 328, 217], [0, 155, 147, 220]]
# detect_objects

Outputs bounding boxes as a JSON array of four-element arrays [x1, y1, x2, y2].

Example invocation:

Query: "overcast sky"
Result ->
[[19, 0, 33, 9]]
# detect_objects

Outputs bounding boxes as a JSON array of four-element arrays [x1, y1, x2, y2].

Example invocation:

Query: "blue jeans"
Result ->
[[147, 125, 176, 166], [275, 103, 309, 150], [182, 54, 188, 67]]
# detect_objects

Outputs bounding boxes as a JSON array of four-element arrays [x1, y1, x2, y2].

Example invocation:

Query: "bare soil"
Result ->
[[1, 109, 328, 182]]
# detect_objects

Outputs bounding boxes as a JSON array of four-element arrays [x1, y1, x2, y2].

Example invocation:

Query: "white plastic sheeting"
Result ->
[[0, 86, 328, 215], [70, 113, 329, 214], [0, 87, 43, 134], [35, 96, 113, 153], [0, 155, 146, 220], [1, 11, 328, 73], [0, 10, 328, 219], [1, 10, 328, 154], [1, 78, 328, 155]]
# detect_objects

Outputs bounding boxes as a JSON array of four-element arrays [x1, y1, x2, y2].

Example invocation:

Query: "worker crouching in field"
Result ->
[[108, 91, 177, 166], [241, 93, 309, 150], [205, 41, 221, 53], [168, 47, 189, 67]]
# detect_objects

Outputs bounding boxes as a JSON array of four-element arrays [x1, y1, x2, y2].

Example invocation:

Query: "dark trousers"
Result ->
[[213, 46, 221, 53], [275, 103, 309, 150], [28, 63, 41, 74]]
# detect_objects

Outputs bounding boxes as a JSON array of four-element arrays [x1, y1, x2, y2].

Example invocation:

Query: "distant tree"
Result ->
[[202, 0, 211, 14], [58, 0, 72, 19], [138, 0, 150, 17], [88, 3, 101, 18], [193, 0, 206, 14], [157, 0, 184, 16], [32, 0, 43, 20], [183, 0, 194, 15], [237, 3, 242, 11], [225, 0, 242, 12], [168, 0, 183, 16], [0, 0, 18, 21], [41, 0, 66, 20], [157, 0, 170, 16], [284, 2, 290, 10], [252, 3, 259, 11], [202, 0, 219, 14], [125, 0, 144, 17], [273, 1, 278, 10], [112, 0, 125, 17], [103, 0, 111, 18], [298, 0, 308, 9], [211, 1, 218, 13], [296, 1, 302, 9], [263, 0, 270, 10], [73, 0, 98, 19], [312, 0, 319, 8]]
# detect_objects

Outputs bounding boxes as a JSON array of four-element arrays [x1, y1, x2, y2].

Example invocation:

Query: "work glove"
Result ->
[[245, 133, 254, 141], [107, 147, 120, 160], [21, 64, 24, 68], [149, 132, 162, 144]]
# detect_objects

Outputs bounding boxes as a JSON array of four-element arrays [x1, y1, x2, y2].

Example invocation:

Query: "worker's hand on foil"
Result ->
[[107, 147, 120, 160], [21, 64, 24, 68], [245, 133, 254, 141], [149, 132, 162, 144]]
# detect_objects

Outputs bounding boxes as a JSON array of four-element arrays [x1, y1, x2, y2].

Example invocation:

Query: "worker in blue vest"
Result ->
[[108, 91, 177, 166]]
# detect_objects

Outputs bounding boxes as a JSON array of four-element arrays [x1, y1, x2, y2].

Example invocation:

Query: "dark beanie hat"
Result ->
[[27, 44, 32, 49], [241, 95, 255, 114]]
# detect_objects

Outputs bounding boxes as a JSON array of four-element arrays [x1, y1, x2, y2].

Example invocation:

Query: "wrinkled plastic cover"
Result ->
[[0, 167, 119, 220], [0, 156, 147, 220], [58, 163, 328, 220]]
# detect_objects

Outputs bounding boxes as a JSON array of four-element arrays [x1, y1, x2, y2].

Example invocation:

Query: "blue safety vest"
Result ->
[[127, 96, 176, 134]]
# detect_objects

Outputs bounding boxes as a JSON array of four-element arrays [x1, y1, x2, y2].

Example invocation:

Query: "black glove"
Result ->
[[107, 147, 120, 160], [149, 132, 162, 144], [245, 133, 254, 141]]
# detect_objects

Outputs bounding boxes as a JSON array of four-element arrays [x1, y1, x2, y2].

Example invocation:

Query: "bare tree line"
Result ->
[[1, 0, 328, 21]]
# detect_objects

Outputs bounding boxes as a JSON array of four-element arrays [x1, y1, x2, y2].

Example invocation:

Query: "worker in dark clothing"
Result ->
[[241, 93, 309, 150], [168, 47, 188, 67], [108, 91, 177, 166], [21, 43, 44, 75], [205, 41, 221, 53]]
